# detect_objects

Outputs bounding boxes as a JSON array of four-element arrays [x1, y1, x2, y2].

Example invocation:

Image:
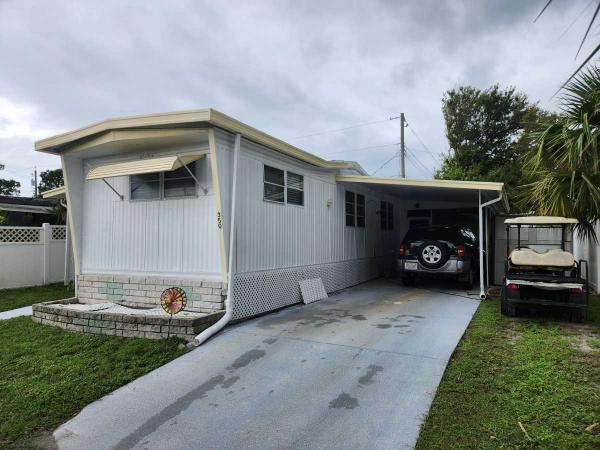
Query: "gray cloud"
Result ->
[[0, 0, 589, 193]]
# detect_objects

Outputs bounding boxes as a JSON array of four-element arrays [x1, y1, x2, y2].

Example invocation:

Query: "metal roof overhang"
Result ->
[[335, 175, 508, 212], [34, 109, 367, 175], [41, 186, 67, 200], [86, 153, 205, 180], [0, 203, 54, 214]]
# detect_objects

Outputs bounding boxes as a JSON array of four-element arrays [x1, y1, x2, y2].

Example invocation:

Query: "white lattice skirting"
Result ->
[[232, 257, 386, 320]]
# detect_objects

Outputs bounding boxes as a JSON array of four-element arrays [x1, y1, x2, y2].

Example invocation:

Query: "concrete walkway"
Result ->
[[54, 280, 480, 450], [0, 306, 32, 320]]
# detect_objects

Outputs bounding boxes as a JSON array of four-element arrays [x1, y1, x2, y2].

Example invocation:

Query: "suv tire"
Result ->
[[417, 240, 449, 269]]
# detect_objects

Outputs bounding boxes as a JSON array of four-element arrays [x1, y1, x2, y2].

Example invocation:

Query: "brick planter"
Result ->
[[77, 274, 227, 313], [31, 298, 224, 341]]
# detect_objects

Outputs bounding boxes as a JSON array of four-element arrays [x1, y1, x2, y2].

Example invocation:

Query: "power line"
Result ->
[[405, 154, 429, 178], [405, 150, 432, 178], [288, 118, 391, 140], [406, 147, 436, 176], [323, 142, 399, 156], [405, 122, 440, 159], [558, 0, 594, 40], [372, 152, 400, 175]]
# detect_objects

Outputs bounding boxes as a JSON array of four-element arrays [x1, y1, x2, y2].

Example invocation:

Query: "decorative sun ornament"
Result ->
[[160, 287, 187, 315]]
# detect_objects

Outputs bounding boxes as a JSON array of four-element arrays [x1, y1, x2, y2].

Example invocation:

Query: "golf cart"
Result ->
[[501, 216, 589, 322]]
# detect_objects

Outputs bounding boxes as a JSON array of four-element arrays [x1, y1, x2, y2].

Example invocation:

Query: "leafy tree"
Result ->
[[37, 169, 63, 195], [520, 67, 600, 241], [0, 178, 20, 196], [435, 85, 552, 204]]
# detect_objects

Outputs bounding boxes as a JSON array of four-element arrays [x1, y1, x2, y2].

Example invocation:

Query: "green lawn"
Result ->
[[416, 295, 600, 449], [0, 317, 186, 449], [0, 283, 75, 312]]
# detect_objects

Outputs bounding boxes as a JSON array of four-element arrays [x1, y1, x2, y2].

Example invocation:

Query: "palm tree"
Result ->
[[520, 66, 600, 241], [536, 0, 600, 86]]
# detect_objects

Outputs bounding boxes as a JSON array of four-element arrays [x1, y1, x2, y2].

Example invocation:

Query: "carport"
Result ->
[[336, 175, 508, 298]]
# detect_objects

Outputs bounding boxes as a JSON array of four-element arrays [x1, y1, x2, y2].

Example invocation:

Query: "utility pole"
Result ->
[[400, 113, 405, 178], [390, 114, 406, 178], [32, 168, 38, 198]]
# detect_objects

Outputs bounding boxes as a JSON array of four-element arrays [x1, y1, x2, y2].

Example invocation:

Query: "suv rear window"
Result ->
[[403, 226, 473, 243]]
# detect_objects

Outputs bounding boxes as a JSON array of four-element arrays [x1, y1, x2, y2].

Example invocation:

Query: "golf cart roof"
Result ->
[[504, 216, 578, 225]]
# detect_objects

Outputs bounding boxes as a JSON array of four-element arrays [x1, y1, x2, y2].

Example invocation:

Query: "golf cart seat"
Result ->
[[509, 248, 575, 269]]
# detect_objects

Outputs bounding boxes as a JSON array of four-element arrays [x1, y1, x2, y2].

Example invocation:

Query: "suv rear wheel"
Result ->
[[418, 240, 449, 269]]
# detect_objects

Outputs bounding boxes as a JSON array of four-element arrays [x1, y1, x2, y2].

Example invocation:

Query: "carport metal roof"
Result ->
[[336, 175, 509, 212], [337, 174, 507, 299]]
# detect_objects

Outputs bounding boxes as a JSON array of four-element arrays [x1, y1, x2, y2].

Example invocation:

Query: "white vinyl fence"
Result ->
[[0, 224, 73, 289]]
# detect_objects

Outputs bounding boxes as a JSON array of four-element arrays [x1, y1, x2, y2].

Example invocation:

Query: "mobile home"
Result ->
[[36, 109, 505, 326]]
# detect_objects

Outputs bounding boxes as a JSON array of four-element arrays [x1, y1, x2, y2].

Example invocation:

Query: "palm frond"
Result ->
[[575, 1, 600, 58], [534, 0, 554, 23]]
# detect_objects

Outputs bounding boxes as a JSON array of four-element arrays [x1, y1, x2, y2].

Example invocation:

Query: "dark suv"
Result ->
[[397, 225, 478, 289]]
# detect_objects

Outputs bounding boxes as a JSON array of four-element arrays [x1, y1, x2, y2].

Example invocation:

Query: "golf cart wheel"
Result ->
[[500, 288, 517, 316], [459, 268, 474, 290], [417, 240, 449, 269]]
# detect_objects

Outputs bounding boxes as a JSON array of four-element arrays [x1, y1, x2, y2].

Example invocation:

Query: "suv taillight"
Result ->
[[399, 244, 406, 256], [456, 244, 465, 259]]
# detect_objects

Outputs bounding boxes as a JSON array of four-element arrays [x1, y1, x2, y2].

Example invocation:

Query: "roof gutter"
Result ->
[[193, 132, 241, 346]]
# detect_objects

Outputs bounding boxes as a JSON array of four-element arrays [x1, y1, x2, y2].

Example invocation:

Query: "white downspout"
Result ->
[[479, 190, 503, 299], [61, 200, 70, 286], [193, 133, 241, 346]]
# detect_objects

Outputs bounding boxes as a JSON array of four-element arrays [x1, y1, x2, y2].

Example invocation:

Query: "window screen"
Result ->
[[356, 194, 365, 227], [380, 201, 388, 230], [164, 162, 197, 198], [345, 191, 355, 226], [130, 172, 160, 200], [264, 166, 285, 203], [286, 171, 304, 206]]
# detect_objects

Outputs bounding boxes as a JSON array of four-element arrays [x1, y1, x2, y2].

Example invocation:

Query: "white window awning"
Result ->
[[86, 153, 205, 180]]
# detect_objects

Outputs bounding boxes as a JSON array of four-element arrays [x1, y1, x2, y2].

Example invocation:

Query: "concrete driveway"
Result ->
[[55, 280, 480, 450]]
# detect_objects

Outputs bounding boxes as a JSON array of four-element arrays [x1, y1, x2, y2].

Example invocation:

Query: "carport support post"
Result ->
[[478, 190, 504, 299], [478, 190, 485, 299]]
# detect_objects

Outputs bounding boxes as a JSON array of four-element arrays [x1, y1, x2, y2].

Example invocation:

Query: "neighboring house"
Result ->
[[35, 109, 506, 320], [0, 195, 62, 226]]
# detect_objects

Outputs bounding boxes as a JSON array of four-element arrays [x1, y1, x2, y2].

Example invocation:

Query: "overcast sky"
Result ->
[[0, 0, 592, 195]]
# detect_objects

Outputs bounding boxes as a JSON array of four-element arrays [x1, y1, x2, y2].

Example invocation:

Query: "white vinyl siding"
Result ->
[[81, 155, 221, 278]]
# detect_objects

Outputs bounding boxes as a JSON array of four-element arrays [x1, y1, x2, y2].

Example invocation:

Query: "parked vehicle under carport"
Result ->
[[397, 225, 478, 289], [501, 216, 589, 322]]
